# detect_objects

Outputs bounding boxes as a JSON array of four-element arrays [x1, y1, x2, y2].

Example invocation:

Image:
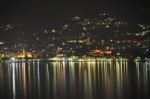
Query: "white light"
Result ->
[[0, 42, 4, 45], [146, 49, 149, 52], [117, 53, 120, 55], [11, 57, 16, 61], [52, 29, 56, 33]]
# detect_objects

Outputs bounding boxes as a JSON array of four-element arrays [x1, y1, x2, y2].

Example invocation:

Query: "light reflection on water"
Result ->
[[0, 60, 150, 99]]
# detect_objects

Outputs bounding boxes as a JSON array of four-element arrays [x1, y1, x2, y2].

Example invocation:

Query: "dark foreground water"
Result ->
[[0, 60, 150, 99]]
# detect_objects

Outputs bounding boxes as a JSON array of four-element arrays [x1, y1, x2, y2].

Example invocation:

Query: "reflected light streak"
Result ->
[[28, 62, 32, 96], [52, 62, 58, 98], [136, 61, 140, 92], [37, 62, 41, 97], [12, 63, 16, 98], [116, 61, 123, 98], [69, 62, 75, 95], [22, 62, 27, 96], [0, 63, 4, 95], [45, 63, 50, 97], [7, 63, 12, 96]]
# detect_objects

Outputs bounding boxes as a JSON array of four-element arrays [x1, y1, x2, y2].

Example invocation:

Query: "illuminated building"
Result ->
[[15, 49, 33, 58], [88, 50, 112, 56]]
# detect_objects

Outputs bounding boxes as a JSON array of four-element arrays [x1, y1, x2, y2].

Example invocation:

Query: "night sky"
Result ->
[[0, 0, 149, 24]]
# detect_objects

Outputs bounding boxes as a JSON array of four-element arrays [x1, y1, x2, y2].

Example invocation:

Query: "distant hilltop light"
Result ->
[[99, 12, 108, 16], [72, 16, 80, 21], [0, 42, 4, 45], [99, 13, 106, 16]]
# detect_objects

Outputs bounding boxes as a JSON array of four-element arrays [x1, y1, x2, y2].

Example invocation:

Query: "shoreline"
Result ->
[[0, 56, 150, 63]]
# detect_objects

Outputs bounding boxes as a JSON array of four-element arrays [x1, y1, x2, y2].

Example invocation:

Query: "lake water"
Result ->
[[0, 60, 150, 99]]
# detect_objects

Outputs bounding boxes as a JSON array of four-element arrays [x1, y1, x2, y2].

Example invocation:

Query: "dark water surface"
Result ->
[[0, 60, 150, 99]]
